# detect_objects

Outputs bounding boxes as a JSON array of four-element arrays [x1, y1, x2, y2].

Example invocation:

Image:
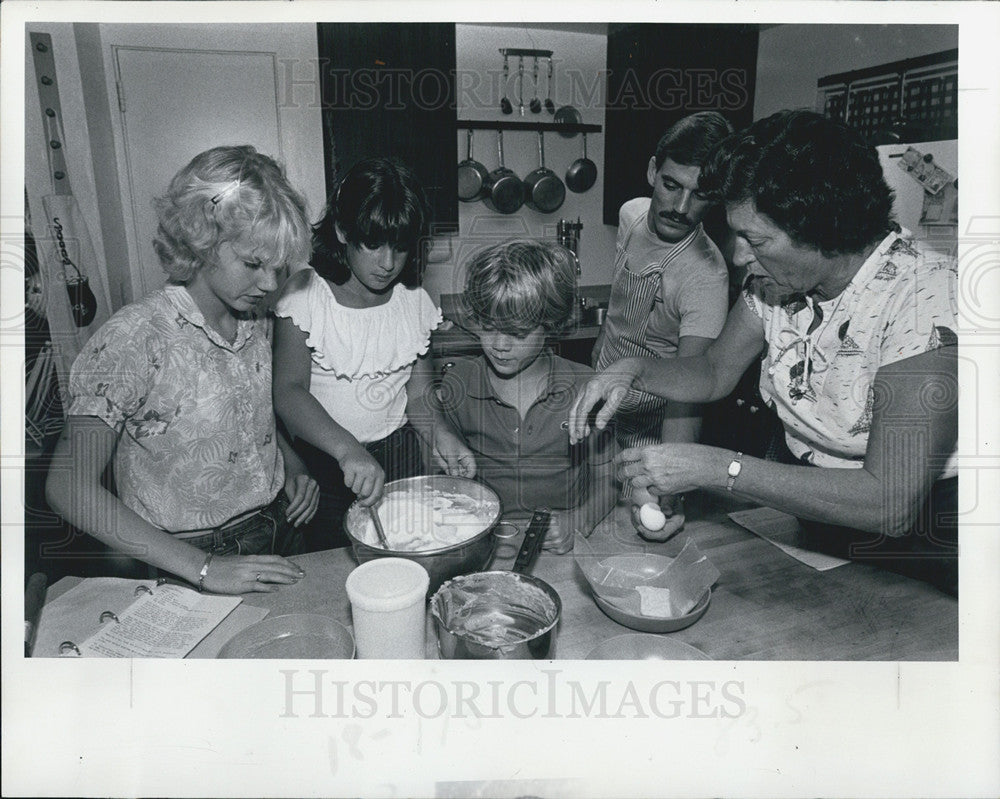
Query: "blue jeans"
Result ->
[[182, 492, 302, 557]]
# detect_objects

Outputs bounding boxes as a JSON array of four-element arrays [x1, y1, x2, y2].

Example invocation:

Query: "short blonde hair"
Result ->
[[462, 239, 577, 337], [152, 145, 312, 283]]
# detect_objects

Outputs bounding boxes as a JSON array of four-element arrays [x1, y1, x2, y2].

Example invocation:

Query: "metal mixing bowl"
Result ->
[[344, 475, 503, 595], [430, 571, 562, 659]]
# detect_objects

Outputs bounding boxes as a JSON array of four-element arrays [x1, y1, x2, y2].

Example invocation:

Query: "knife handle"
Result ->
[[512, 509, 551, 575]]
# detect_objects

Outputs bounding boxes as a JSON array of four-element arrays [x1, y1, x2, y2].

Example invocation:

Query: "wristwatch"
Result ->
[[726, 452, 743, 492]]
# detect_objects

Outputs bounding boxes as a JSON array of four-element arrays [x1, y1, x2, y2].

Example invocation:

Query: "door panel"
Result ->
[[113, 47, 282, 295]]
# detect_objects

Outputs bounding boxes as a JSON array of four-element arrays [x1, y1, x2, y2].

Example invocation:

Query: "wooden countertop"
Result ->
[[41, 491, 954, 661], [42, 491, 957, 660]]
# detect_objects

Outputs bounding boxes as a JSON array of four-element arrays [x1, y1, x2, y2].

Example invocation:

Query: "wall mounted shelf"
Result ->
[[457, 120, 602, 134], [499, 48, 553, 59]]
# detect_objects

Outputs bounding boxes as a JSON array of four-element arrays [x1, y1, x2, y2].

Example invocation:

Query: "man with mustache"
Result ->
[[591, 111, 733, 540]]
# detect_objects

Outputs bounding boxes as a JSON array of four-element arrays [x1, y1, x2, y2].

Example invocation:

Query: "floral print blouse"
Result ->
[[67, 285, 284, 531]]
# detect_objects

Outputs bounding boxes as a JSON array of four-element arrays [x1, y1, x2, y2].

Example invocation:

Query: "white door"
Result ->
[[112, 46, 283, 296]]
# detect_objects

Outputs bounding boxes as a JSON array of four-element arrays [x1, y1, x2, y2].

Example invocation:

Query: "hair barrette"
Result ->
[[211, 180, 241, 205]]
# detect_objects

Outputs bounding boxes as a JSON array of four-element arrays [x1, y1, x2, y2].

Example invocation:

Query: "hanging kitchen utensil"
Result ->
[[544, 57, 556, 114], [565, 132, 598, 193], [457, 129, 490, 202], [517, 55, 525, 116], [554, 104, 582, 138], [484, 130, 524, 214], [500, 53, 513, 115], [524, 131, 566, 213], [529, 57, 542, 114]]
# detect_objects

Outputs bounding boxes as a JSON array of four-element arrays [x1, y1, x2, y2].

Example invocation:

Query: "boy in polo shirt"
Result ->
[[436, 240, 616, 553]]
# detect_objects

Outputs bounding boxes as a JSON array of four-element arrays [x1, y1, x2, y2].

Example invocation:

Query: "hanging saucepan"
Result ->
[[553, 104, 582, 138], [523, 131, 565, 213], [484, 130, 524, 215], [565, 132, 598, 194], [458, 129, 490, 202]]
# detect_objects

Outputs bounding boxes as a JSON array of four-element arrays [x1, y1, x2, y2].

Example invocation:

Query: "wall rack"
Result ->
[[457, 120, 601, 134], [499, 48, 553, 59]]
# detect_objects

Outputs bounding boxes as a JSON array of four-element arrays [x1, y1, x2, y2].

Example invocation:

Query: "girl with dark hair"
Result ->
[[273, 157, 472, 551]]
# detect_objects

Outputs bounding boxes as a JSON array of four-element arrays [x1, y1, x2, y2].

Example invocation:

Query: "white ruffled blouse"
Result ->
[[274, 268, 442, 443]]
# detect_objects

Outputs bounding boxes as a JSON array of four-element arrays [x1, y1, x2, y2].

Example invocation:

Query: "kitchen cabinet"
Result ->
[[603, 23, 759, 225], [317, 23, 458, 232]]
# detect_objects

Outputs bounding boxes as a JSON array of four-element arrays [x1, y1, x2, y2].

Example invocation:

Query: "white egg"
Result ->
[[638, 502, 667, 531]]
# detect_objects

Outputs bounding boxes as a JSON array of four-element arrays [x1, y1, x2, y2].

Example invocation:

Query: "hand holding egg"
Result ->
[[638, 502, 667, 531], [630, 491, 685, 542]]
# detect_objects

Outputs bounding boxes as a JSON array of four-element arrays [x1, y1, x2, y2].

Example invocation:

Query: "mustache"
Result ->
[[659, 211, 692, 226]]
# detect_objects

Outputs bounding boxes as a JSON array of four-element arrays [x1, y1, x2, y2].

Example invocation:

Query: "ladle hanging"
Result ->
[[500, 53, 513, 115], [544, 57, 556, 114], [529, 57, 542, 113], [517, 55, 525, 116]]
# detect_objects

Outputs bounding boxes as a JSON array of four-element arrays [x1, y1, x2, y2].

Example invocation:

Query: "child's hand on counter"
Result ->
[[543, 511, 578, 555]]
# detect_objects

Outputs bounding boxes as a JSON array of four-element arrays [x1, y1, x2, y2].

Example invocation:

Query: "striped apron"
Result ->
[[595, 215, 700, 451]]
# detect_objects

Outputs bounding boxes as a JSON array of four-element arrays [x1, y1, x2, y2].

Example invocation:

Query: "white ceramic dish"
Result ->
[[586, 633, 711, 660]]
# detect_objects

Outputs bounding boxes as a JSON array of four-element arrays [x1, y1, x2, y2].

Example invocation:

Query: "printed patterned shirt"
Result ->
[[67, 285, 284, 531], [744, 229, 958, 476]]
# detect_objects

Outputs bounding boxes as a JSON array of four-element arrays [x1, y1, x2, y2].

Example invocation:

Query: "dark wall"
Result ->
[[603, 23, 759, 225], [317, 23, 458, 233]]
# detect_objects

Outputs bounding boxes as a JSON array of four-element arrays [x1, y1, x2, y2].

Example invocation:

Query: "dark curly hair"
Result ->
[[699, 110, 895, 255], [310, 156, 429, 286], [654, 111, 734, 170]]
